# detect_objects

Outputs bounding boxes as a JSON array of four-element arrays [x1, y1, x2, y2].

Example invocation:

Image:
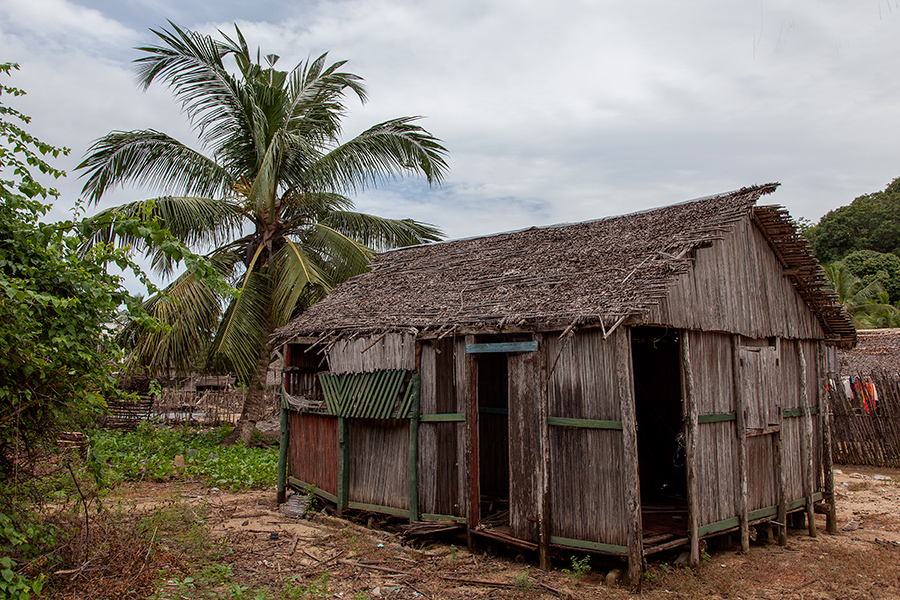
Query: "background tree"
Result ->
[[823, 262, 900, 329], [78, 24, 449, 444], [806, 177, 900, 264], [842, 249, 900, 305]]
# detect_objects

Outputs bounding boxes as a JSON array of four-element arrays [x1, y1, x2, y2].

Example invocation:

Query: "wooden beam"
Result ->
[[681, 331, 700, 568], [798, 344, 817, 538], [731, 335, 750, 554], [466, 341, 538, 354], [277, 406, 289, 505], [408, 393, 420, 522], [537, 334, 551, 570], [775, 427, 787, 546], [464, 335, 480, 549], [618, 328, 643, 588], [818, 345, 837, 534], [546, 416, 623, 430]]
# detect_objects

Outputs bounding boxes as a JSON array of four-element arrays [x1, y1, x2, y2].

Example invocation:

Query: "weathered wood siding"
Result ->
[[649, 219, 823, 341], [348, 418, 409, 509], [289, 413, 338, 495], [327, 333, 416, 374], [546, 329, 628, 547], [508, 349, 541, 541], [688, 331, 740, 526], [417, 338, 466, 518]]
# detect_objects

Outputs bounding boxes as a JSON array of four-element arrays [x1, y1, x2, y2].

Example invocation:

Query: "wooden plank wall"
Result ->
[[508, 349, 541, 541], [327, 333, 416, 374], [348, 418, 409, 509], [689, 331, 740, 526], [418, 338, 466, 517], [545, 329, 628, 548], [289, 412, 339, 495], [649, 218, 823, 341]]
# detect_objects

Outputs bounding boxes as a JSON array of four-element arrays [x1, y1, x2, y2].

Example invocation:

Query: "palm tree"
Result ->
[[78, 24, 448, 444], [823, 262, 900, 329]]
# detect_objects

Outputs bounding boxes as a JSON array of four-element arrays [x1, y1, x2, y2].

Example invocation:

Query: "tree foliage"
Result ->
[[1, 62, 211, 481], [842, 249, 900, 305], [823, 262, 900, 329], [806, 177, 900, 264], [77, 24, 449, 444]]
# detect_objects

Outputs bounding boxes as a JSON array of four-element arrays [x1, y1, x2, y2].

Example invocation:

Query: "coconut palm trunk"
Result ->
[[77, 23, 448, 444]]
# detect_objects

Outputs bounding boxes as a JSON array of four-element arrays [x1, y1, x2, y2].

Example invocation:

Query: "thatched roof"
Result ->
[[274, 184, 855, 346], [839, 329, 900, 374]]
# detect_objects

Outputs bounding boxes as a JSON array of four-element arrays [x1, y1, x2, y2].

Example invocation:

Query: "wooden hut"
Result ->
[[273, 185, 856, 584]]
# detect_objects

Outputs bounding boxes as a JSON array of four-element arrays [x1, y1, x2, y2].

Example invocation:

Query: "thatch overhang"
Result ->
[[273, 184, 856, 348]]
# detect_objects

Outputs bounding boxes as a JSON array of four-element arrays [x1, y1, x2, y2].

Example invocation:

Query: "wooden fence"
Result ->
[[103, 387, 280, 428], [829, 370, 900, 467]]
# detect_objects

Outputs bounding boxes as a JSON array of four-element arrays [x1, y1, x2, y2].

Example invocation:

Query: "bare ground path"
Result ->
[[96, 467, 900, 599]]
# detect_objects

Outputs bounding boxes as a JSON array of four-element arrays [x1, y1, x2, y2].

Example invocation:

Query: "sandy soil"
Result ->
[[117, 467, 900, 599]]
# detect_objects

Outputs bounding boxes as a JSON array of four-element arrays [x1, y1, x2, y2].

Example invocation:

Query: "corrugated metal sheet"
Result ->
[[318, 370, 420, 419]]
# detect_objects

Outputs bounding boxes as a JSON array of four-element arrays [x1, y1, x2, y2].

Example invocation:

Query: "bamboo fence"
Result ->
[[829, 370, 900, 467]]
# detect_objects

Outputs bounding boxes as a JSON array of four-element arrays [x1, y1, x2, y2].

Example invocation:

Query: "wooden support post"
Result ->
[[731, 335, 750, 553], [408, 395, 420, 522], [681, 331, 700, 568], [818, 346, 837, 534], [775, 427, 787, 546], [619, 329, 643, 588], [537, 334, 551, 571], [337, 416, 350, 514], [464, 335, 479, 549], [798, 344, 817, 538], [277, 406, 289, 505]]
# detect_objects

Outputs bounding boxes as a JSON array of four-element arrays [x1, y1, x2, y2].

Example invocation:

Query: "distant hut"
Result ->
[[273, 185, 855, 585], [839, 328, 900, 375]]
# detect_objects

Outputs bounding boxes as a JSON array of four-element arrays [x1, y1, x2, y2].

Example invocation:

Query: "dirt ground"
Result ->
[[115, 467, 900, 599]]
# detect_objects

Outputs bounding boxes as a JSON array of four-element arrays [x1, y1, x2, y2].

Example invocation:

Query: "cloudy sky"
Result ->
[[2, 0, 899, 246]]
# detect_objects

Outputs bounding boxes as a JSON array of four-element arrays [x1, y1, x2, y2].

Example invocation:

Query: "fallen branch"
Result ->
[[340, 559, 414, 576]]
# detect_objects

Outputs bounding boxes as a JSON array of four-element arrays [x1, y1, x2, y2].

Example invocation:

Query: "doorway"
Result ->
[[631, 326, 688, 538], [477, 351, 510, 526]]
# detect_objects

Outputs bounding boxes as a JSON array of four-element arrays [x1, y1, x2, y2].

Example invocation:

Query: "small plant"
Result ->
[[511, 566, 533, 592], [449, 544, 459, 564], [562, 554, 591, 579], [0, 557, 46, 600]]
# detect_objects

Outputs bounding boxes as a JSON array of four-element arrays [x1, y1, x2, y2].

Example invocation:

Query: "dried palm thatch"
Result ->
[[839, 328, 900, 374], [273, 184, 855, 346]]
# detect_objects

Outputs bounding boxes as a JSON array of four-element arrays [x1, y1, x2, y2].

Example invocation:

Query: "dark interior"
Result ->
[[631, 326, 688, 538], [477, 351, 510, 506]]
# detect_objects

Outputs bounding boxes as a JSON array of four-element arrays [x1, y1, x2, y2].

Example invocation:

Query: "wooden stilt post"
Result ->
[[798, 344, 817, 538], [818, 346, 837, 534], [731, 335, 750, 553], [337, 416, 350, 514], [681, 331, 700, 568], [775, 426, 787, 546], [618, 328, 643, 589], [277, 406, 289, 504], [536, 334, 552, 571], [464, 335, 479, 550]]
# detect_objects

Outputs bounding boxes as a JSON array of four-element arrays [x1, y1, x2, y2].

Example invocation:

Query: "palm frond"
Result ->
[[135, 23, 249, 149], [80, 195, 245, 257], [208, 244, 271, 378], [320, 210, 443, 251], [270, 238, 330, 326], [303, 222, 375, 284], [78, 130, 231, 204], [310, 117, 449, 193]]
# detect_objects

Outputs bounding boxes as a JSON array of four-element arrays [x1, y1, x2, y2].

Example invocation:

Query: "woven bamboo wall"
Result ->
[[289, 413, 338, 495], [650, 218, 823, 341], [545, 329, 628, 547], [417, 338, 465, 517], [327, 333, 416, 374], [348, 418, 409, 509]]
